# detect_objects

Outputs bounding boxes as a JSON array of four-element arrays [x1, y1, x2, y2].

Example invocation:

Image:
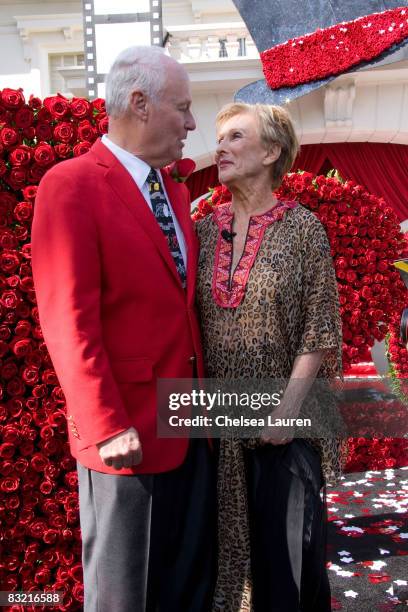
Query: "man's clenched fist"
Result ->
[[97, 427, 143, 470]]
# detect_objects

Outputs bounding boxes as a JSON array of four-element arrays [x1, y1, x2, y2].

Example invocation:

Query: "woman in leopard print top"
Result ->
[[196, 102, 344, 611]]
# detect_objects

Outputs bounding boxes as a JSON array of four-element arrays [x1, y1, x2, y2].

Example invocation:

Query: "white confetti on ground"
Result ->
[[371, 560, 387, 571], [341, 526, 364, 533]]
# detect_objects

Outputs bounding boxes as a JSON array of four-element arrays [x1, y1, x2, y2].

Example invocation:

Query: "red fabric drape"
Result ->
[[186, 143, 408, 221], [323, 143, 408, 221], [292, 145, 327, 174]]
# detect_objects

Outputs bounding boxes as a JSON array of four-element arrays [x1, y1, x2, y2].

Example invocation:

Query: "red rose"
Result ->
[[53, 122, 76, 143], [51, 386, 66, 403], [1, 127, 19, 147], [50, 513, 67, 529], [14, 229, 28, 246], [40, 425, 54, 439], [0, 323, 11, 339], [1, 87, 25, 109], [0, 289, 18, 308], [9, 145, 32, 167], [22, 185, 37, 201], [23, 126, 35, 140], [12, 338, 32, 356], [2, 359, 18, 379], [0, 250, 20, 273], [14, 201, 33, 222], [0, 159, 7, 177], [35, 122, 53, 141], [44, 461, 60, 477], [71, 97, 91, 118], [7, 397, 23, 417], [97, 114, 109, 134], [42, 368, 59, 385], [7, 167, 28, 189], [0, 476, 19, 491], [91, 98, 106, 113], [64, 471, 78, 489], [47, 409, 66, 429], [0, 442, 15, 458], [28, 163, 47, 183], [54, 143, 72, 159], [19, 440, 34, 456], [14, 105, 34, 128], [34, 142, 56, 167], [19, 276, 34, 292], [166, 158, 196, 183], [32, 325, 43, 340], [16, 300, 30, 317], [29, 518, 47, 539], [72, 583, 84, 602], [5, 493, 20, 510], [15, 320, 31, 338], [22, 365, 40, 385], [7, 376, 26, 396], [77, 120, 97, 141], [73, 141, 92, 156], [44, 94, 70, 119], [14, 457, 29, 473], [39, 479, 54, 495], [33, 383, 47, 398], [29, 94, 42, 109]]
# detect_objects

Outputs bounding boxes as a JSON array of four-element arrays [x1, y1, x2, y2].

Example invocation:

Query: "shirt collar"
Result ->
[[101, 134, 154, 191]]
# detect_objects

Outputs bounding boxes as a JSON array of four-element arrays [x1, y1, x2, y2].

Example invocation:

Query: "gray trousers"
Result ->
[[77, 440, 216, 612]]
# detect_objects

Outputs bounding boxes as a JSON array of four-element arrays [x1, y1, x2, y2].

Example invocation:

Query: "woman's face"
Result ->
[[215, 112, 277, 187]]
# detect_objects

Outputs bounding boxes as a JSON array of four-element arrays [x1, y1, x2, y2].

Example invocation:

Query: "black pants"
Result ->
[[77, 439, 217, 612], [244, 440, 331, 612]]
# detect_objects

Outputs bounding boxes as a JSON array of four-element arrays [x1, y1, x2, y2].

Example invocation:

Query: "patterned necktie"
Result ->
[[146, 168, 187, 288]]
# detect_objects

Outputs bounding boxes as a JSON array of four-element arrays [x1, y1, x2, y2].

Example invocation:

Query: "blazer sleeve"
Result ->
[[31, 166, 132, 450]]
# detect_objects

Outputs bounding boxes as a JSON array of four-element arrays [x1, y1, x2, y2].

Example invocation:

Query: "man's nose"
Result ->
[[186, 110, 196, 131]]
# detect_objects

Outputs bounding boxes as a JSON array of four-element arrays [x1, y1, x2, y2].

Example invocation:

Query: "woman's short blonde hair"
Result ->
[[215, 102, 299, 189]]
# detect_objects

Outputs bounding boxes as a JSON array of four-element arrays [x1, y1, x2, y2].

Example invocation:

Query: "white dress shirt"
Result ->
[[101, 134, 187, 266]]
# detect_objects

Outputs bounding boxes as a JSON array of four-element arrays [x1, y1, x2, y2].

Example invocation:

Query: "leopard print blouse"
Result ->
[[196, 202, 346, 612]]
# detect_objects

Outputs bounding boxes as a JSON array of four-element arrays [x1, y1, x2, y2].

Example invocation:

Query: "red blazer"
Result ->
[[32, 139, 204, 475]]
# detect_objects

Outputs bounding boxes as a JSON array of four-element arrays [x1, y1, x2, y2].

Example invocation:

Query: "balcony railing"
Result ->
[[166, 22, 259, 62]]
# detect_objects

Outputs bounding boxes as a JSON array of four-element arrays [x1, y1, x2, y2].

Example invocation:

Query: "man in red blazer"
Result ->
[[32, 46, 216, 611]]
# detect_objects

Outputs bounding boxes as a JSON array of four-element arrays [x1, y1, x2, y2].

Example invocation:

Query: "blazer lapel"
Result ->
[[162, 171, 199, 304], [91, 140, 183, 286]]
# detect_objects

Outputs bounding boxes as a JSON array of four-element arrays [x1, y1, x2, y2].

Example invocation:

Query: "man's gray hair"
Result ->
[[105, 46, 167, 118]]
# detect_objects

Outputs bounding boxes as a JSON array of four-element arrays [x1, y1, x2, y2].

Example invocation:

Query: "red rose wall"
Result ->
[[0, 90, 407, 609]]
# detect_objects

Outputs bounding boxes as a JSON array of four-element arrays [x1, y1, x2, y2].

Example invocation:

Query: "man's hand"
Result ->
[[97, 427, 143, 470]]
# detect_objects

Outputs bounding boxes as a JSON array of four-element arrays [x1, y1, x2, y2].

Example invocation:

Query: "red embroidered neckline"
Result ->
[[260, 7, 408, 90], [211, 200, 298, 308]]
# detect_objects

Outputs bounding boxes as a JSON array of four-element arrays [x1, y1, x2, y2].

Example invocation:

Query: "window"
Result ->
[[49, 53, 85, 95]]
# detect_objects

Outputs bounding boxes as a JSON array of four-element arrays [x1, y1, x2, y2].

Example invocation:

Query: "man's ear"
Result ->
[[263, 143, 281, 167], [129, 90, 148, 120]]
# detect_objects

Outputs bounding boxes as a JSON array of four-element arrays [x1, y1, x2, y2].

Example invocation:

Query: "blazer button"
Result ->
[[189, 356, 196, 364]]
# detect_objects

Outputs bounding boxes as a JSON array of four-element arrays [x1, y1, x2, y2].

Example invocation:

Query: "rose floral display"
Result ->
[[193, 172, 408, 472], [0, 87, 407, 606], [386, 287, 408, 406], [0, 90, 110, 610]]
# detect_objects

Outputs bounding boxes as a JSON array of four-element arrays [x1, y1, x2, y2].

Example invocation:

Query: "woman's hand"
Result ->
[[259, 404, 296, 445]]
